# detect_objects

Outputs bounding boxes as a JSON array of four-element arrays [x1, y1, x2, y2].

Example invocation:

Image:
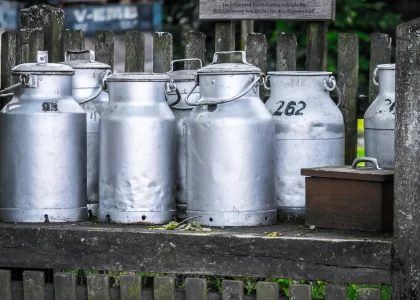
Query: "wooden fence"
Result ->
[[1, 3, 420, 300]]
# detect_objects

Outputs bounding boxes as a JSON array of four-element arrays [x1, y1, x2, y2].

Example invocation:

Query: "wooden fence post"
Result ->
[[125, 31, 145, 72], [276, 33, 297, 71], [154, 277, 176, 300], [246, 32, 267, 100], [184, 32, 206, 69], [337, 33, 359, 165], [0, 270, 12, 300], [256, 282, 279, 300], [215, 21, 235, 63], [64, 29, 85, 61], [95, 31, 114, 70], [241, 20, 254, 50], [23, 271, 45, 300], [153, 32, 173, 73], [18, 29, 44, 65], [1, 30, 17, 108], [54, 273, 77, 300], [325, 285, 347, 300], [393, 17, 420, 299], [222, 280, 244, 300], [289, 284, 311, 300], [120, 275, 142, 300], [87, 274, 110, 300], [20, 4, 64, 63], [185, 278, 207, 300], [359, 288, 382, 300], [306, 22, 328, 71]]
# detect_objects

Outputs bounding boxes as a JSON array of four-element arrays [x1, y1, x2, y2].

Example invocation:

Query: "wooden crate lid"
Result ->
[[301, 157, 394, 182]]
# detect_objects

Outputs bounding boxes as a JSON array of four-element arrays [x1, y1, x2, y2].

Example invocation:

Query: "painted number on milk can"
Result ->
[[42, 101, 59, 112], [274, 100, 307, 116]]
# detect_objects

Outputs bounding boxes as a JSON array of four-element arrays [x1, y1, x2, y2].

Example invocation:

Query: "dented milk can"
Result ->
[[98, 73, 176, 224], [60, 50, 111, 216], [185, 51, 276, 226], [265, 71, 345, 222], [0, 51, 87, 222], [166, 58, 202, 219], [364, 64, 395, 168]]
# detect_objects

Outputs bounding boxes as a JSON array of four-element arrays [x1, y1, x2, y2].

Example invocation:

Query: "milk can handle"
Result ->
[[211, 51, 251, 65], [78, 70, 112, 104], [0, 74, 31, 98], [373, 67, 379, 86], [65, 50, 95, 62], [185, 73, 264, 106], [170, 58, 203, 71], [351, 157, 382, 170], [165, 80, 181, 107], [324, 76, 343, 108]]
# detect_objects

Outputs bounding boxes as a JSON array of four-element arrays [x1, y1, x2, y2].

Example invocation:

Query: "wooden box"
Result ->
[[301, 164, 394, 232]]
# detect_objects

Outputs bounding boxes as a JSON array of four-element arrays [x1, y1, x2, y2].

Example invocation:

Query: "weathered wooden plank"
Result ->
[[241, 21, 254, 50], [154, 277, 176, 300], [0, 223, 392, 285], [393, 18, 420, 300], [199, 0, 336, 21], [95, 31, 114, 70], [215, 22, 235, 63], [23, 271, 45, 300], [306, 21, 328, 71], [125, 31, 145, 72], [222, 280, 244, 300], [0, 270, 12, 300], [120, 275, 142, 300], [153, 32, 173, 73], [1, 30, 17, 108], [246, 32, 267, 100], [337, 33, 359, 165], [20, 4, 64, 63], [54, 273, 76, 300], [18, 29, 44, 64], [325, 285, 347, 300], [369, 33, 392, 105], [184, 32, 206, 69], [87, 274, 111, 300], [276, 33, 297, 71], [63, 29, 85, 61], [256, 282, 278, 300], [289, 284, 311, 300], [185, 278, 207, 300], [358, 288, 381, 300]]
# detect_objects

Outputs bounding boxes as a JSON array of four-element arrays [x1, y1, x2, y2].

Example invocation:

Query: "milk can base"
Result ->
[[277, 207, 305, 224], [0, 207, 88, 223], [186, 210, 277, 227], [98, 210, 176, 224]]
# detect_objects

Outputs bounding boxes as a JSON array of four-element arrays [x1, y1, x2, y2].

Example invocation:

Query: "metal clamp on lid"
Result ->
[[351, 157, 382, 170], [65, 50, 95, 62]]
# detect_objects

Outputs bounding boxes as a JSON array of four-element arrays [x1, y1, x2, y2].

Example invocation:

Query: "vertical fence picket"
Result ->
[[87, 274, 110, 300], [276, 33, 297, 71], [23, 271, 45, 300], [222, 280, 244, 300], [54, 273, 76, 300], [358, 288, 382, 300], [20, 4, 64, 63], [153, 32, 173, 73], [241, 20, 254, 50], [0, 270, 12, 300], [1, 30, 17, 108], [246, 32, 268, 100], [154, 277, 176, 300], [95, 31, 115, 70], [125, 31, 145, 72], [325, 285, 347, 300], [185, 278, 207, 300], [337, 33, 359, 165], [306, 21, 328, 71], [215, 22, 235, 63], [120, 275, 142, 300], [18, 29, 44, 64], [64, 30, 85, 61], [369, 33, 392, 105], [289, 284, 311, 300], [184, 32, 206, 69], [255, 282, 279, 300]]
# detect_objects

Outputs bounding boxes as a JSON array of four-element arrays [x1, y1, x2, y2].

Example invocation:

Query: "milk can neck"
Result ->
[[269, 73, 331, 95], [15, 75, 73, 98], [378, 69, 395, 95], [109, 81, 166, 103]]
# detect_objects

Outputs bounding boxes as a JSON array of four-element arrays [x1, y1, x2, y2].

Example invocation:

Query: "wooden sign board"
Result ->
[[199, 0, 336, 21]]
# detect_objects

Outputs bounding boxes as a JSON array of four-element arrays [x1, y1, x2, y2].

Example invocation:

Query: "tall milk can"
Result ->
[[265, 71, 345, 222], [0, 51, 87, 222], [98, 73, 176, 224], [185, 51, 276, 226], [60, 50, 111, 216], [364, 64, 395, 168], [166, 58, 202, 220]]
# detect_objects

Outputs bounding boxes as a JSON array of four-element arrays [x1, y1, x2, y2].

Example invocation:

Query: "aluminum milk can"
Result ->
[[185, 51, 276, 226], [364, 64, 395, 168], [60, 50, 111, 216], [0, 51, 87, 222], [166, 58, 202, 220], [98, 73, 176, 224], [265, 71, 345, 222]]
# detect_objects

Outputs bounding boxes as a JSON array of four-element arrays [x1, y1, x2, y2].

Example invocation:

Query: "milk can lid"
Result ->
[[12, 51, 75, 75], [166, 59, 202, 81], [106, 72, 170, 82], [197, 51, 260, 75], [60, 50, 111, 70]]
